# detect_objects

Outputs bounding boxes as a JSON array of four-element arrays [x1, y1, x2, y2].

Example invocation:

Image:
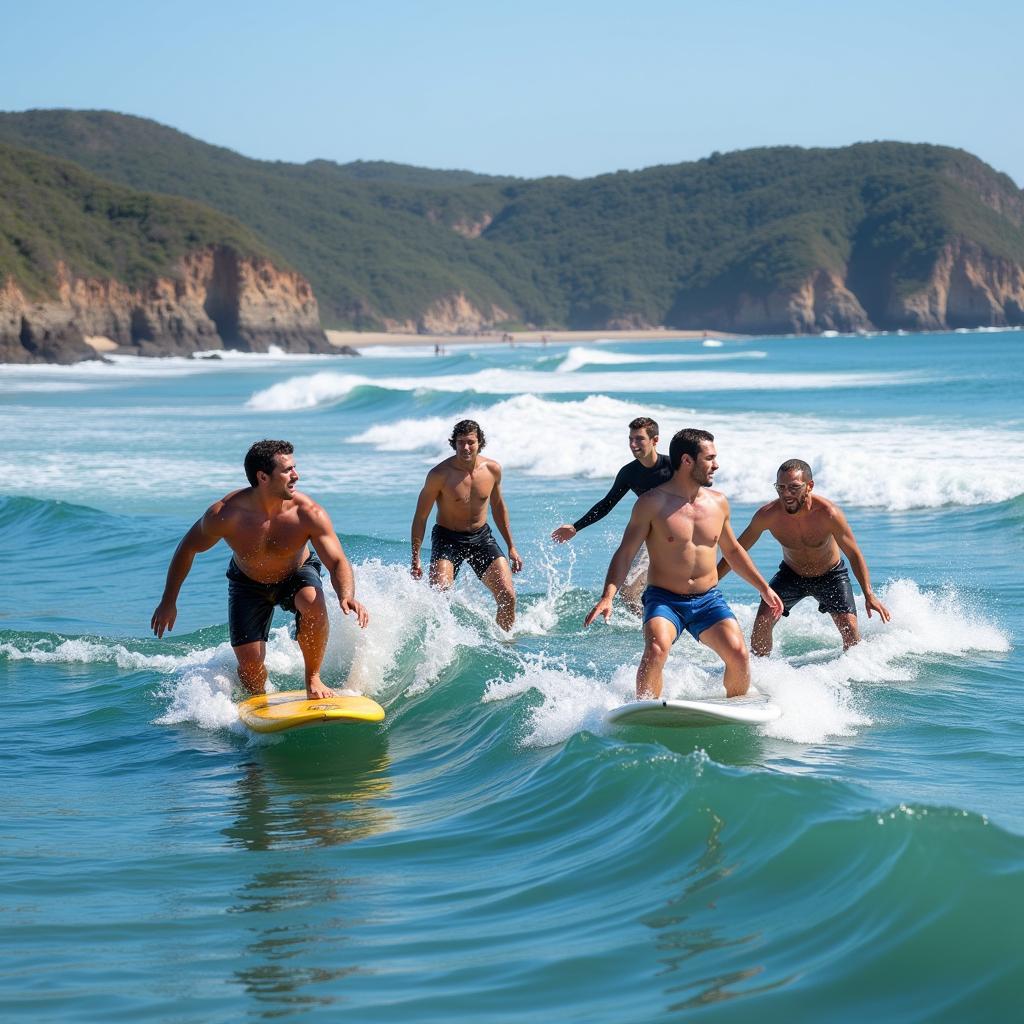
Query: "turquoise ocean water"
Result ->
[[2, 331, 1022, 1021]]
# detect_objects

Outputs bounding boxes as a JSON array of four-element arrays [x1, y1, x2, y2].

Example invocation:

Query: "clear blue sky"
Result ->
[[4, 0, 1022, 184]]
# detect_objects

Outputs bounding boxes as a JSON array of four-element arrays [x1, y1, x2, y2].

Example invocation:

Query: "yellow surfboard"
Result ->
[[237, 690, 385, 734]]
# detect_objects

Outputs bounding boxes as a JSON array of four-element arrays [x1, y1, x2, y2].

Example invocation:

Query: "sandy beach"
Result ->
[[326, 328, 744, 350]]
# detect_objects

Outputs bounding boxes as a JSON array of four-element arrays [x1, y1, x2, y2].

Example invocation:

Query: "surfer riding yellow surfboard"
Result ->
[[150, 439, 370, 704]]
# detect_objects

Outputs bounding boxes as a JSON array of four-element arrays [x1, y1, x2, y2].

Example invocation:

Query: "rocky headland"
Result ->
[[1, 247, 351, 364]]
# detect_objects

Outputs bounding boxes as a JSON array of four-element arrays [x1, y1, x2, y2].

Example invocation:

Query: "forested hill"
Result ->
[[2, 109, 1023, 335], [0, 141, 332, 363]]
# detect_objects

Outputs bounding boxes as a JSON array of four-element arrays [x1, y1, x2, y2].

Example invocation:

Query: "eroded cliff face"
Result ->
[[381, 292, 511, 335], [885, 241, 1024, 330], [0, 246, 334, 363], [671, 246, 1024, 335], [675, 270, 872, 335]]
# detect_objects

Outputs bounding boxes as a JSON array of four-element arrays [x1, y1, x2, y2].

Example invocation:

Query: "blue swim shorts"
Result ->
[[641, 584, 737, 642]]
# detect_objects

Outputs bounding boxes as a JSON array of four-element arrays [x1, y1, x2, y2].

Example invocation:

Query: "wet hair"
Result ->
[[244, 439, 294, 486], [449, 419, 486, 450], [628, 416, 659, 440], [777, 458, 813, 482], [669, 428, 715, 472]]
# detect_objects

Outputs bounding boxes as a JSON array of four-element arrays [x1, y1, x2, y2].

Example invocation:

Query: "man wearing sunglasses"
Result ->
[[717, 459, 890, 655]]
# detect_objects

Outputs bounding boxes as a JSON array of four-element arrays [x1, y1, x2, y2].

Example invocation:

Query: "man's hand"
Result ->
[[761, 587, 784, 621], [340, 597, 370, 628], [410, 557, 423, 580], [551, 524, 576, 544], [865, 592, 891, 623], [584, 594, 614, 627], [151, 599, 177, 638], [508, 546, 524, 573]]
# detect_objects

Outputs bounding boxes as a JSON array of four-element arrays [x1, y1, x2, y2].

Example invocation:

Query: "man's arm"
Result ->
[[552, 466, 631, 542], [831, 508, 891, 622], [584, 499, 651, 626], [410, 470, 442, 579], [150, 509, 225, 637], [490, 464, 522, 573], [716, 499, 783, 619], [308, 504, 369, 628], [716, 507, 768, 582]]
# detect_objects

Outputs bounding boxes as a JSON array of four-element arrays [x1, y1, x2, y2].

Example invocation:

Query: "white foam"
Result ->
[[0, 348, 340, 390], [246, 365, 919, 410], [553, 346, 767, 372], [483, 579, 1009, 747], [348, 393, 1024, 510]]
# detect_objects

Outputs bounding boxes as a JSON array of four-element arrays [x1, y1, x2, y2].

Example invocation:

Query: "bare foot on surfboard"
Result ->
[[306, 676, 336, 700]]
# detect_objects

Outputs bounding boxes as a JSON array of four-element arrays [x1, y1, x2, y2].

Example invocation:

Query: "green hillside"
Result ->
[[0, 110, 536, 328], [2, 109, 1022, 331], [0, 141, 272, 300]]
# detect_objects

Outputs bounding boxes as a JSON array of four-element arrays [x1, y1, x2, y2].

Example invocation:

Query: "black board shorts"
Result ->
[[769, 559, 857, 617], [226, 553, 324, 646], [430, 523, 505, 579]]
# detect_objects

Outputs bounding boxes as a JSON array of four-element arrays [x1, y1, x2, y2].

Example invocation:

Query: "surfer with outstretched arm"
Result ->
[[717, 458, 890, 654], [551, 416, 673, 615], [410, 419, 522, 631], [585, 428, 783, 699], [150, 440, 369, 700]]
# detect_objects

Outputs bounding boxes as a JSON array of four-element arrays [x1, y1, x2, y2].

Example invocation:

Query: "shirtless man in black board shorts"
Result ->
[[150, 440, 369, 700], [717, 458, 891, 655], [551, 417, 673, 615], [410, 419, 522, 631]]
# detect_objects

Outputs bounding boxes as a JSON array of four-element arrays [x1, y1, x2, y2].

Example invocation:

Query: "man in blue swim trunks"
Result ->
[[717, 458, 890, 654], [585, 428, 783, 698], [150, 440, 369, 700]]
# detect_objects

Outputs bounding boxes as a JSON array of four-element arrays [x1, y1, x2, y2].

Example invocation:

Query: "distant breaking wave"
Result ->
[[348, 394, 1024, 510], [553, 346, 768, 372], [247, 366, 924, 411]]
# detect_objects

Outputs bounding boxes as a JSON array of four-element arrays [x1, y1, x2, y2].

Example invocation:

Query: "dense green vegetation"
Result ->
[[0, 140, 271, 299], [1, 110, 1022, 329]]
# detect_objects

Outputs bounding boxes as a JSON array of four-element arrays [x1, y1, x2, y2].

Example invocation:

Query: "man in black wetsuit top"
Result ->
[[551, 416, 672, 615]]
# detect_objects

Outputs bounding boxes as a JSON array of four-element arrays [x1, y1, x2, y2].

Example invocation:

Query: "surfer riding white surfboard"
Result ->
[[585, 428, 783, 704]]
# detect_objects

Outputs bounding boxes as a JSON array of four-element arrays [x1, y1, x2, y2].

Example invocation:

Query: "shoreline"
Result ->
[[325, 327, 746, 350]]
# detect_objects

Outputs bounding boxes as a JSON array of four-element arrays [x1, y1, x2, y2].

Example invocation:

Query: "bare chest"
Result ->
[[654, 503, 722, 549], [224, 510, 306, 558], [442, 468, 494, 507], [770, 514, 834, 551]]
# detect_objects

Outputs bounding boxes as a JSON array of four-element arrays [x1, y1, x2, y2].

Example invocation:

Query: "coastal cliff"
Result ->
[[3, 115, 1024, 342], [380, 292, 511, 335], [1, 247, 341, 364], [885, 241, 1024, 330]]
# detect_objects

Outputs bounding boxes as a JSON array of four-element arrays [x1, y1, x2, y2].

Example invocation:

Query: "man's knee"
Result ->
[[293, 586, 325, 615], [643, 632, 672, 663]]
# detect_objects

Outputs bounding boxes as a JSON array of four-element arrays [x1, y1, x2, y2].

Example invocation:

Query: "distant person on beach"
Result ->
[[717, 459, 890, 654], [585, 429, 783, 699], [552, 416, 672, 615], [410, 419, 522, 630], [150, 440, 369, 700]]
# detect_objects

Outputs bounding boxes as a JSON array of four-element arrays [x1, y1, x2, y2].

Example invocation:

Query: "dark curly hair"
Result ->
[[449, 419, 486, 450], [669, 428, 714, 473], [244, 439, 294, 486]]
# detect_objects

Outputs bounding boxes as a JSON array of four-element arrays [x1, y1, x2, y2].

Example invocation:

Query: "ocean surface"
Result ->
[[2, 330, 1022, 1021]]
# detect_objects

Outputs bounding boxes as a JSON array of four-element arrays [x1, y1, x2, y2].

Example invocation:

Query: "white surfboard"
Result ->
[[605, 690, 781, 728]]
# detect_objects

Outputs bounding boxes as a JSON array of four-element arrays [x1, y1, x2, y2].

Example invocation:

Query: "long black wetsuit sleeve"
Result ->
[[572, 467, 631, 532]]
